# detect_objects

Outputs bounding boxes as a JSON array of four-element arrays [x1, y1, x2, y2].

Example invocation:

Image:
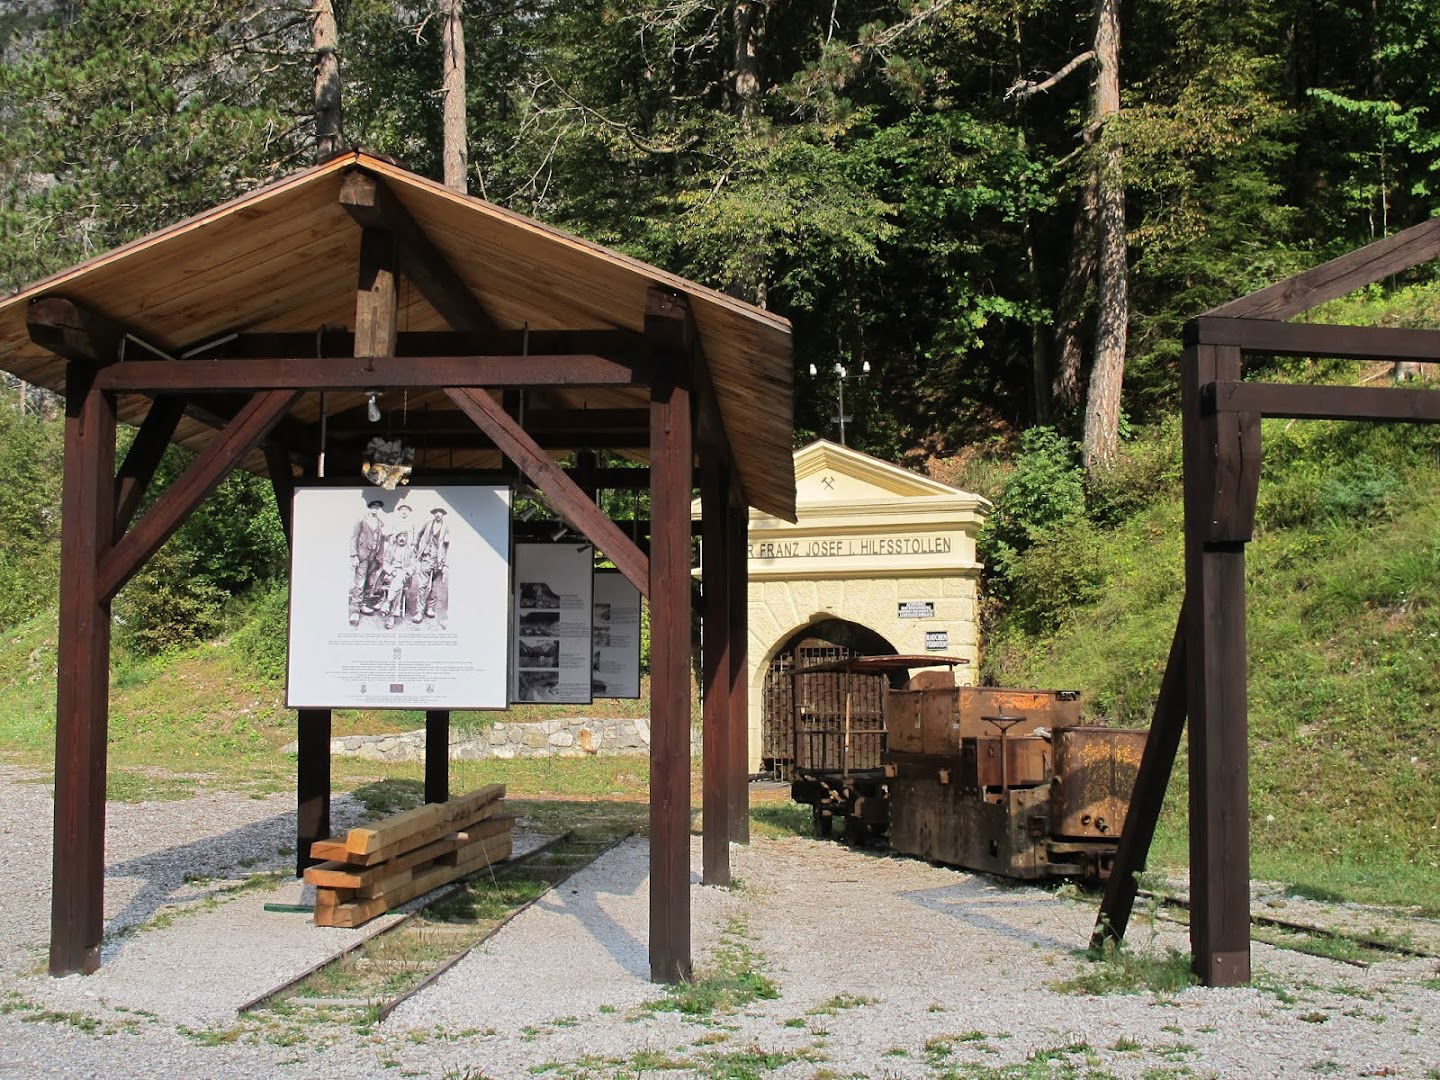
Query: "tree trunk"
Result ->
[[442, 0, 467, 193], [1053, 175, 1096, 412], [732, 0, 761, 122], [1081, 0, 1127, 473], [311, 0, 341, 161]]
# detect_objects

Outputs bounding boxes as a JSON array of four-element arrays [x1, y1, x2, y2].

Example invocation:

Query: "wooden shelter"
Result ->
[[0, 150, 795, 980], [1091, 217, 1440, 986]]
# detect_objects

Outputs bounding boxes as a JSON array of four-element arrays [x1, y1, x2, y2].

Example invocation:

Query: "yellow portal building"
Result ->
[[700, 439, 991, 773]]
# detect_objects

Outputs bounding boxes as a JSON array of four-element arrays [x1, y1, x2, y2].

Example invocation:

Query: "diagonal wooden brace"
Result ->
[[98, 390, 301, 601], [1091, 605, 1188, 950], [444, 387, 650, 596], [114, 394, 189, 534]]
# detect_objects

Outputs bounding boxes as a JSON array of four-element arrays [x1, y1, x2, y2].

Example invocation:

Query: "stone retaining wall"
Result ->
[[284, 716, 700, 763]]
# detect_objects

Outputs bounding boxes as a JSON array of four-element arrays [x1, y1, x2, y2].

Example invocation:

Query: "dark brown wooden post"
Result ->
[[425, 710, 450, 804], [726, 498, 750, 843], [700, 461, 732, 885], [1182, 341, 1256, 986], [296, 709, 332, 877], [648, 373, 693, 983], [50, 362, 117, 976]]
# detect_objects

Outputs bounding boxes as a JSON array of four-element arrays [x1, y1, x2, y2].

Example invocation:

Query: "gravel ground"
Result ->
[[1, 765, 1438, 1079]]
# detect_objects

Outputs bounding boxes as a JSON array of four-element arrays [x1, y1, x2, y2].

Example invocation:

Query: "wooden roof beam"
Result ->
[[26, 297, 126, 366], [446, 386, 650, 596], [340, 168, 499, 333], [223, 328, 653, 359], [644, 286, 747, 509], [96, 354, 652, 392], [1207, 216, 1440, 322]]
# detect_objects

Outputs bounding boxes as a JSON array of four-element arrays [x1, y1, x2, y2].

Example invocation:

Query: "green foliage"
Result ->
[[979, 428, 1086, 606], [986, 411, 1440, 911], [0, 409, 62, 629], [115, 446, 287, 655], [232, 583, 291, 683]]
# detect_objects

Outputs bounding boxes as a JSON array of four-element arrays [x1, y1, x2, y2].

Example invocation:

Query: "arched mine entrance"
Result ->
[[760, 618, 901, 779]]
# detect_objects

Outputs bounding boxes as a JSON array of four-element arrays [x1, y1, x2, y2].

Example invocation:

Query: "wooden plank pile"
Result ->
[[304, 784, 513, 928]]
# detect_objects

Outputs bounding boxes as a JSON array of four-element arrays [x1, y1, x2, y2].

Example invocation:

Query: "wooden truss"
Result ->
[[1092, 216, 1440, 986], [35, 166, 755, 981]]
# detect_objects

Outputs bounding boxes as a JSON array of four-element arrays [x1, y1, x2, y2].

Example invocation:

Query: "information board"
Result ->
[[591, 571, 642, 699], [511, 542, 594, 704], [287, 485, 512, 709]]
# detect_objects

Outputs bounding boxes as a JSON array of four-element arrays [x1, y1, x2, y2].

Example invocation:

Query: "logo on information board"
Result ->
[[925, 630, 949, 651], [898, 601, 935, 619]]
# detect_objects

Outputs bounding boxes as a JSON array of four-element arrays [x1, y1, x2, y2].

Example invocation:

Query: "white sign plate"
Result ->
[[925, 630, 950, 651], [286, 486, 512, 709], [898, 601, 936, 619]]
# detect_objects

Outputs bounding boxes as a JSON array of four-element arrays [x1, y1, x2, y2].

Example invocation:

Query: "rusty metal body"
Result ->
[[789, 657, 1145, 881]]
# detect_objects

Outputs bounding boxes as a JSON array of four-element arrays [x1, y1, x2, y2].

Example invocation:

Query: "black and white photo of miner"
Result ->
[[347, 498, 451, 630]]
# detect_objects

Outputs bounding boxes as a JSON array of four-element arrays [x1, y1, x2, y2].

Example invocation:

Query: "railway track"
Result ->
[[238, 828, 632, 1020], [1136, 889, 1440, 968]]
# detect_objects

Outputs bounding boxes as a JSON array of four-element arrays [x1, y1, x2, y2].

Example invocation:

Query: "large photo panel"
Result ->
[[287, 485, 512, 709], [511, 542, 594, 705]]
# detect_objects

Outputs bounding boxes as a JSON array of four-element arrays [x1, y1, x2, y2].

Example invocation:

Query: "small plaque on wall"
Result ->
[[925, 630, 950, 651], [898, 600, 935, 619]]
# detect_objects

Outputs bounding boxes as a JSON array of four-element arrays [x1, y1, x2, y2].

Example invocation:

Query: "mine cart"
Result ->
[[787, 655, 971, 842], [884, 677, 1146, 880], [788, 655, 1148, 882]]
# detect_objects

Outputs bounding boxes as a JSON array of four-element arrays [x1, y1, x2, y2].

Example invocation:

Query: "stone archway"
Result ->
[[724, 439, 991, 772], [758, 618, 901, 779]]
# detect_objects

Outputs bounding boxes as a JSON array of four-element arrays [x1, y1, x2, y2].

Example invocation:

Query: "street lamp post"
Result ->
[[809, 361, 869, 446]]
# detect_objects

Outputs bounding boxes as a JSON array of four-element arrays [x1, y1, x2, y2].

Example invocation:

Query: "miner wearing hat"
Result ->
[[348, 498, 387, 625], [379, 528, 417, 629], [414, 506, 451, 628]]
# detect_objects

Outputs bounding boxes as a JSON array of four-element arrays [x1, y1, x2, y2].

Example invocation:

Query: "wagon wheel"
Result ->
[[812, 806, 833, 838]]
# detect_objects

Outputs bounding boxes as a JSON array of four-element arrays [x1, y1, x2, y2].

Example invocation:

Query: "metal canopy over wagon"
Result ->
[[0, 149, 795, 981]]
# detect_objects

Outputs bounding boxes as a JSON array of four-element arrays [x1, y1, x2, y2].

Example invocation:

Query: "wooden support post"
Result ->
[[425, 710, 450, 804], [727, 498, 750, 843], [263, 444, 295, 545], [114, 394, 187, 534], [1182, 342, 1259, 987], [1091, 606, 1187, 949], [296, 709, 332, 878], [355, 227, 399, 359], [700, 461, 732, 886], [50, 363, 117, 976], [648, 374, 693, 984]]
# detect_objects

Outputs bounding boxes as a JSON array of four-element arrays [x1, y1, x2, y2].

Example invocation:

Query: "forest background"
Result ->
[[0, 0, 1437, 904]]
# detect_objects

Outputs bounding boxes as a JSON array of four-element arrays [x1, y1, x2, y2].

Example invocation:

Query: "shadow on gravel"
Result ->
[[98, 793, 365, 961]]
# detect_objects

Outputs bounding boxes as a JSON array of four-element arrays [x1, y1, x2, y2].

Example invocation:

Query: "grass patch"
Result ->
[[1050, 942, 1198, 997], [748, 800, 813, 839], [644, 917, 778, 1017]]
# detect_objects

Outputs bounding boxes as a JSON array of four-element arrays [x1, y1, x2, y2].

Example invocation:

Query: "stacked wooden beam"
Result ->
[[305, 785, 513, 928]]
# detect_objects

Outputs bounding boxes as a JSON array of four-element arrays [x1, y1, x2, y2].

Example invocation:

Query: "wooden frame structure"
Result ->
[[1091, 216, 1440, 986], [0, 152, 794, 980]]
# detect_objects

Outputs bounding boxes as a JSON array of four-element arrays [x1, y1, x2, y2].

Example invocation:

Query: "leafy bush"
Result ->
[[1085, 417, 1183, 526], [116, 449, 288, 654], [1006, 519, 1108, 635], [978, 427, 1086, 604], [232, 583, 290, 682], [115, 545, 228, 655]]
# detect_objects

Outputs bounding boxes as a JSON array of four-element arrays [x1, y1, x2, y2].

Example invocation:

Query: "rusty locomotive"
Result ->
[[786, 656, 1145, 881]]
